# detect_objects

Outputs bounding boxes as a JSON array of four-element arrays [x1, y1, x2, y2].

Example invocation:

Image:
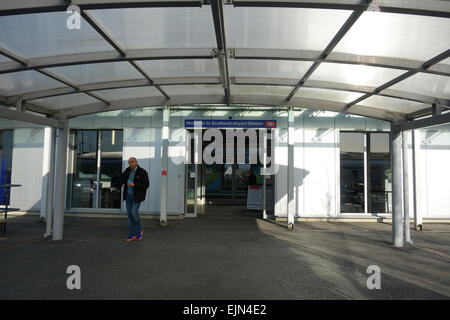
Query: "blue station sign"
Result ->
[[184, 119, 277, 128]]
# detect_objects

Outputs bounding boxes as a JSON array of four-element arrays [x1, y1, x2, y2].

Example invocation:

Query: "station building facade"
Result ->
[[1, 107, 449, 221]]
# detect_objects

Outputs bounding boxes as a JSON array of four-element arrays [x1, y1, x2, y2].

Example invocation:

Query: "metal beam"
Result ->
[[1, 48, 448, 78], [0, 0, 203, 16], [345, 49, 450, 110], [0, 48, 214, 75], [398, 111, 450, 131], [7, 76, 439, 110], [286, 0, 372, 100], [211, 0, 231, 105], [233, 0, 450, 18], [6, 78, 219, 102], [2, 0, 448, 18], [53, 93, 407, 122], [0, 106, 61, 128]]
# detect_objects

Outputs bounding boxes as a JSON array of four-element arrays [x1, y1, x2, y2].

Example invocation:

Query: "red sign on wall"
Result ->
[[162, 169, 167, 176]]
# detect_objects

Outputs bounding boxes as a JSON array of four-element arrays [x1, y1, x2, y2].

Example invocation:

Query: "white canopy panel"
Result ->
[[294, 87, 364, 104], [47, 62, 146, 85], [86, 7, 216, 50], [0, 0, 448, 125], [334, 11, 450, 63], [0, 70, 65, 96], [229, 59, 313, 79], [388, 73, 450, 100], [139, 59, 219, 78], [160, 84, 224, 96], [309, 62, 405, 88], [0, 12, 114, 59], [30, 92, 101, 110], [225, 7, 352, 51], [357, 95, 430, 114], [94, 87, 163, 101], [231, 85, 292, 96]]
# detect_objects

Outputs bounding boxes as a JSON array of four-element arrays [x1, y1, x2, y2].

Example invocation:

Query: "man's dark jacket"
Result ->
[[121, 165, 149, 203]]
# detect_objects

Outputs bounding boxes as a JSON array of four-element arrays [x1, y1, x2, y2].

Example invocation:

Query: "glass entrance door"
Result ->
[[185, 163, 198, 217]]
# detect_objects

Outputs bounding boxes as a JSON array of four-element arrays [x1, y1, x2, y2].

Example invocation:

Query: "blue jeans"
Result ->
[[125, 194, 142, 236]]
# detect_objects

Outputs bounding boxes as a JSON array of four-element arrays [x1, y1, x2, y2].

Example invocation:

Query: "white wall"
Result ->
[[9, 128, 45, 211], [414, 125, 450, 218]]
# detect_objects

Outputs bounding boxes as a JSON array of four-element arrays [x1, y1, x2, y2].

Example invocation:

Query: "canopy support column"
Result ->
[[412, 130, 422, 230], [44, 127, 56, 239], [52, 119, 68, 241], [287, 108, 295, 230], [262, 129, 267, 220], [160, 106, 170, 227], [402, 130, 413, 245], [391, 123, 403, 247]]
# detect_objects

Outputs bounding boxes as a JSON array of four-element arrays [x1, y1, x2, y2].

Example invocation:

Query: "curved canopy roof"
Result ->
[[0, 0, 449, 127]]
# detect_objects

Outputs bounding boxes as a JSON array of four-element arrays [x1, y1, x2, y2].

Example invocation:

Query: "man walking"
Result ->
[[122, 157, 149, 242]]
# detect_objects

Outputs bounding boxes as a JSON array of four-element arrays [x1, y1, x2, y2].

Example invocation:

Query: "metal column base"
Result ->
[[160, 220, 167, 227]]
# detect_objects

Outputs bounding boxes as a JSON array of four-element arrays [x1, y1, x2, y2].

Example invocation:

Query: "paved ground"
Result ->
[[0, 207, 449, 300]]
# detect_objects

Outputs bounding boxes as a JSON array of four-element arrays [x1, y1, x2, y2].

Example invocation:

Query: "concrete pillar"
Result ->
[[44, 128, 56, 239], [402, 131, 413, 244], [287, 109, 295, 229], [160, 107, 170, 227], [52, 119, 68, 241], [262, 129, 267, 220], [391, 123, 403, 247]]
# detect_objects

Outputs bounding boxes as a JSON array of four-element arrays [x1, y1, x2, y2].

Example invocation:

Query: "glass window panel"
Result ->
[[30, 93, 100, 109], [0, 12, 113, 59], [94, 86, 162, 101], [231, 85, 292, 96], [100, 130, 123, 209], [47, 62, 144, 85], [225, 7, 352, 51], [309, 62, 404, 88], [160, 85, 224, 96], [229, 59, 313, 79], [295, 87, 364, 104], [340, 132, 365, 213], [0, 130, 13, 205], [357, 95, 429, 114], [0, 70, 65, 96], [71, 130, 98, 208], [370, 132, 389, 153], [388, 73, 450, 100], [334, 12, 450, 62], [87, 7, 216, 50], [139, 59, 219, 78], [368, 133, 391, 213]]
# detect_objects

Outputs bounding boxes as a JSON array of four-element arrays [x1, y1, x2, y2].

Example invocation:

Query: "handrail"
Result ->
[[0, 184, 22, 233]]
